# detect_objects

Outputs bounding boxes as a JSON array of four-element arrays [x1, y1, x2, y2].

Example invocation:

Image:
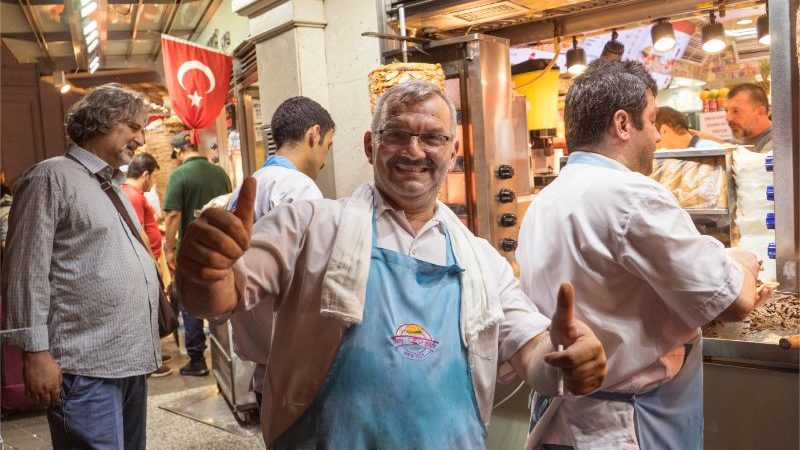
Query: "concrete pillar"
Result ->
[[234, 0, 381, 198]]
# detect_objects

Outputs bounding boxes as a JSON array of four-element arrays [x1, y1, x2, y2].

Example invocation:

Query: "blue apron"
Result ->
[[272, 213, 487, 450], [531, 152, 705, 450]]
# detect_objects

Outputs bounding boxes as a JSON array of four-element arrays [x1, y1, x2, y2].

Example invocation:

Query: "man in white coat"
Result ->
[[518, 60, 770, 450], [226, 96, 335, 408]]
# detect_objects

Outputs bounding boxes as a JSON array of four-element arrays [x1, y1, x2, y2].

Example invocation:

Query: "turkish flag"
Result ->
[[161, 35, 232, 144]]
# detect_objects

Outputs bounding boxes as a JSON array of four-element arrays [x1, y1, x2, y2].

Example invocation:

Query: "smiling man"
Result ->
[[2, 84, 162, 449], [175, 81, 607, 449]]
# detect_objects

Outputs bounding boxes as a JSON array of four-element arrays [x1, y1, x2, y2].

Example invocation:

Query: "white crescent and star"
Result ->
[[176, 60, 216, 108]]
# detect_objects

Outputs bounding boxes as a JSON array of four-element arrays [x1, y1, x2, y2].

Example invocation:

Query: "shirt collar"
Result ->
[[67, 145, 126, 185], [372, 185, 446, 234], [182, 156, 208, 165], [743, 127, 771, 146], [568, 151, 631, 172]]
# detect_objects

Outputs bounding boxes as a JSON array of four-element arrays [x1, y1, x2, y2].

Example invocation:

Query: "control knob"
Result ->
[[497, 165, 515, 179], [499, 213, 517, 227], [500, 238, 517, 252], [497, 188, 516, 203]]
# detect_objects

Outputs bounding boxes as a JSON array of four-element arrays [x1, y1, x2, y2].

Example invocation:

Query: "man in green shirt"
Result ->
[[164, 131, 231, 376]]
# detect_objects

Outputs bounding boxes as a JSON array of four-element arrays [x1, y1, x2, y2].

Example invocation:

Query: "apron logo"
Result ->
[[390, 323, 439, 360]]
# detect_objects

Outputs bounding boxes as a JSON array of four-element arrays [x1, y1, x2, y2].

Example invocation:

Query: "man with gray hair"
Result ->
[[175, 80, 607, 448], [2, 83, 161, 448]]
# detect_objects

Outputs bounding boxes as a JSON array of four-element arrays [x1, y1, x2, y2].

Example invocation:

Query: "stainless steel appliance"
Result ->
[[209, 322, 259, 423]]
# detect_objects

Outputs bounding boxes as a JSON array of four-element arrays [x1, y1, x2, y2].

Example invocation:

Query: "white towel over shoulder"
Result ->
[[319, 182, 504, 347]]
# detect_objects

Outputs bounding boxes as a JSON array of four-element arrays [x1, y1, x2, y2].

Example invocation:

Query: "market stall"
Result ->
[[377, 1, 798, 448]]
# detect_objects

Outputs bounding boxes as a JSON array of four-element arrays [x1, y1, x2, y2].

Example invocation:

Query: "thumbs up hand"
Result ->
[[175, 177, 257, 317], [545, 283, 607, 395]]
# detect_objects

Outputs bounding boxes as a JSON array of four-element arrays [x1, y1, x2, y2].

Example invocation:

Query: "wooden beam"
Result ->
[[63, 0, 87, 70], [1, 31, 71, 42], [17, 0, 52, 62], [126, 0, 145, 60], [189, 0, 223, 42], [150, 0, 181, 62]]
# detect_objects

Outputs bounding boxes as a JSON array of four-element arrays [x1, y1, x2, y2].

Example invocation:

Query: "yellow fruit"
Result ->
[[710, 89, 720, 98], [719, 87, 730, 97], [699, 90, 711, 100]]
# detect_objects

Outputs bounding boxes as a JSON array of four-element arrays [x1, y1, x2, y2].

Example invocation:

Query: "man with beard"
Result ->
[[2, 84, 161, 448], [725, 83, 772, 153], [175, 81, 607, 448], [690, 83, 772, 154], [517, 60, 769, 450]]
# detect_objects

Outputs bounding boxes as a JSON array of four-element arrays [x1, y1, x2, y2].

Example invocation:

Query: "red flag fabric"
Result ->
[[161, 35, 232, 144]]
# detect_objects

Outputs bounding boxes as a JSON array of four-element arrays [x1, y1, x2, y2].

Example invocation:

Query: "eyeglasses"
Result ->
[[377, 129, 452, 149]]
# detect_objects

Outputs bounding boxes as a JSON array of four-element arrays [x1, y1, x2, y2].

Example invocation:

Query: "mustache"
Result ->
[[388, 155, 436, 170]]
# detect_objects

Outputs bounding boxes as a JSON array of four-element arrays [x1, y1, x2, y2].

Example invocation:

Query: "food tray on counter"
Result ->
[[702, 293, 799, 370]]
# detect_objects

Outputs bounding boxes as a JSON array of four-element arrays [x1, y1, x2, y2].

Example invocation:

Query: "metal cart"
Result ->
[[209, 321, 259, 424]]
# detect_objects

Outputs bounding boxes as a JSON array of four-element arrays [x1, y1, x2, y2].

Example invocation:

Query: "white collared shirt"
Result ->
[[518, 152, 742, 447]]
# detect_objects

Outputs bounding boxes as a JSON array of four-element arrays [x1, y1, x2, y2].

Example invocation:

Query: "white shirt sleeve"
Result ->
[[616, 182, 743, 328], [474, 239, 550, 363]]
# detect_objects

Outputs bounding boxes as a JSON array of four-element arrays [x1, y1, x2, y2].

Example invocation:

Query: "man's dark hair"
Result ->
[[127, 152, 159, 179], [271, 96, 335, 149], [565, 59, 658, 150], [728, 83, 769, 110], [656, 106, 689, 132], [65, 83, 146, 144]]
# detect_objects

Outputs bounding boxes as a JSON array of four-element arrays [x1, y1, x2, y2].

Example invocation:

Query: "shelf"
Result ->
[[686, 208, 730, 216], [654, 148, 730, 158]]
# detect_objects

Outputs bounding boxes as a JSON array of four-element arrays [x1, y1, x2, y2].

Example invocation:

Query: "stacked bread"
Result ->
[[368, 63, 446, 113]]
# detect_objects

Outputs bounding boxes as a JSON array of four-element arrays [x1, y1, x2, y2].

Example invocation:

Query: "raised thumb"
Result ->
[[233, 177, 257, 235], [550, 282, 575, 342]]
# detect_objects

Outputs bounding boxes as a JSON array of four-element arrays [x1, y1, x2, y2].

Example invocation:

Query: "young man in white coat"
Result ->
[[226, 96, 335, 408], [517, 60, 770, 450], [175, 81, 607, 448]]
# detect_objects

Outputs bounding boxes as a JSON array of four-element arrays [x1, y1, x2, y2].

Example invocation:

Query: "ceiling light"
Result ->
[[53, 70, 72, 94], [83, 20, 97, 35], [85, 29, 99, 43], [651, 19, 677, 53], [601, 29, 625, 61], [87, 39, 98, 52], [757, 14, 770, 46], [737, 18, 753, 25], [81, 1, 97, 17], [566, 36, 587, 76], [702, 11, 727, 54]]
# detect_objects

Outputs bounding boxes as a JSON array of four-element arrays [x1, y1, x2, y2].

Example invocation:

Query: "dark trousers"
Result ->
[[180, 304, 207, 361], [48, 374, 147, 450]]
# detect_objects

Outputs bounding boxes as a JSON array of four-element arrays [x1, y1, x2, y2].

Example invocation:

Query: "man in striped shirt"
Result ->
[[2, 84, 161, 449]]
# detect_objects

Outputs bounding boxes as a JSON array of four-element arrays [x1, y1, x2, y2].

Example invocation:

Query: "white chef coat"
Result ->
[[517, 151, 743, 448]]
